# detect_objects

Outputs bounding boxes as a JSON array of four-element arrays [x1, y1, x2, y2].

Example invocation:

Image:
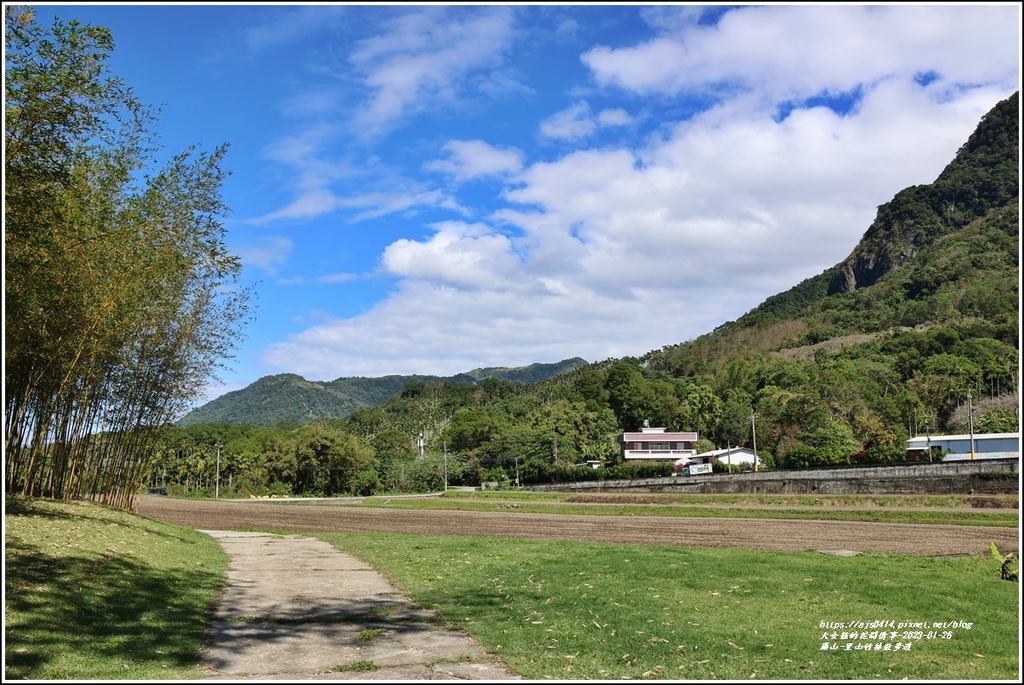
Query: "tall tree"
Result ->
[[4, 7, 251, 507], [604, 360, 656, 430]]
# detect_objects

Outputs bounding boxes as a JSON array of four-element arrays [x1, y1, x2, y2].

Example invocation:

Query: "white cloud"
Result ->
[[247, 7, 522, 228], [381, 221, 525, 291], [249, 124, 355, 224], [260, 270, 761, 380], [252, 189, 340, 224], [242, 5, 350, 53], [349, 6, 518, 137], [582, 5, 1019, 102], [597, 108, 633, 127], [426, 139, 525, 181], [236, 236, 293, 275], [318, 272, 358, 284], [539, 102, 596, 141], [540, 102, 634, 141], [252, 129, 465, 224], [335, 189, 459, 222], [638, 5, 706, 33], [260, 80, 1012, 379]]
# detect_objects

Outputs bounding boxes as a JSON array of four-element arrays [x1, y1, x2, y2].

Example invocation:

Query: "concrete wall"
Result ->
[[528, 459, 1019, 496]]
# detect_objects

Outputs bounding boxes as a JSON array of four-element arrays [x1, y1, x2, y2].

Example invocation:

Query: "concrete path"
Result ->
[[198, 531, 521, 681]]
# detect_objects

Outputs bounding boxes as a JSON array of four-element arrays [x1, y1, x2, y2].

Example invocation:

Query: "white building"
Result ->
[[619, 424, 698, 462], [905, 432, 1019, 461], [694, 446, 759, 468]]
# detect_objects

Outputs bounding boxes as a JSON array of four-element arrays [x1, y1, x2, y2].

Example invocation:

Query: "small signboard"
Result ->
[[684, 463, 713, 476]]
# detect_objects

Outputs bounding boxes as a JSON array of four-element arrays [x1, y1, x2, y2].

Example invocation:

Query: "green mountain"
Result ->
[[177, 358, 589, 427], [645, 91, 1019, 373], [461, 358, 593, 384]]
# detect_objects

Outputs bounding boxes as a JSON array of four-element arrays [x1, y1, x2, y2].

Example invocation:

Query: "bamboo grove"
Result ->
[[4, 7, 251, 508]]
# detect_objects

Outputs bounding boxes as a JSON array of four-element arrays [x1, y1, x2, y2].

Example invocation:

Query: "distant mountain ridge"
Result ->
[[177, 358, 589, 426]]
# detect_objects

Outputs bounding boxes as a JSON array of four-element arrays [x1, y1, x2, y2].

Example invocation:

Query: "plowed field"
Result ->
[[137, 496, 1019, 557]]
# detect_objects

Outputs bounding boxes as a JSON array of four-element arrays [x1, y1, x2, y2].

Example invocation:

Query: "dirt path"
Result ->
[[138, 496, 1019, 557]]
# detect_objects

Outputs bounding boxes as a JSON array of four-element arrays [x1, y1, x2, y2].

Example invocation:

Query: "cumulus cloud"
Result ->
[[582, 5, 1019, 103], [260, 269, 761, 380], [539, 102, 597, 141], [597, 108, 633, 127], [253, 5, 1018, 380], [380, 221, 528, 290]]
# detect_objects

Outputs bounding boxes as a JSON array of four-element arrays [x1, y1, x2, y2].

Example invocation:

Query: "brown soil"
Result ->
[[137, 495, 1019, 558]]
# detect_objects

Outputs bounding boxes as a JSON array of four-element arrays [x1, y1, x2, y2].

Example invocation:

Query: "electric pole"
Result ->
[[750, 414, 758, 472]]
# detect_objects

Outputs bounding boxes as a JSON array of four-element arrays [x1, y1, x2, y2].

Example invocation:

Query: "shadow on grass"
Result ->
[[6, 496, 207, 544], [4, 531, 221, 679]]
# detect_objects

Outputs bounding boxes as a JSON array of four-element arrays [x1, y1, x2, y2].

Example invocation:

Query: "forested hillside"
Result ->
[[153, 92, 1018, 496], [176, 358, 589, 427]]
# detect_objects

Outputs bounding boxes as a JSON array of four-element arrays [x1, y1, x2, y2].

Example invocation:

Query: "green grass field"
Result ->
[[4, 498, 227, 680], [321, 531, 1020, 681], [4, 495, 1020, 680]]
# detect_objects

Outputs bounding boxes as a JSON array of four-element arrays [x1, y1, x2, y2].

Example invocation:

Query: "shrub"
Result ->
[[782, 445, 819, 469], [350, 468, 381, 496], [600, 461, 675, 480], [863, 443, 906, 464]]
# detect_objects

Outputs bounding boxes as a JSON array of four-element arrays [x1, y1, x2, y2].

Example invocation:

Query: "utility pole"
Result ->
[[443, 441, 448, 493], [215, 444, 222, 499], [926, 416, 932, 462], [750, 413, 758, 472], [967, 390, 976, 460]]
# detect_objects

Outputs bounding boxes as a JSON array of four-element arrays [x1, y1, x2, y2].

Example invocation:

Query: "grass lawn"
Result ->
[[320, 531, 1021, 681], [4, 497, 228, 680]]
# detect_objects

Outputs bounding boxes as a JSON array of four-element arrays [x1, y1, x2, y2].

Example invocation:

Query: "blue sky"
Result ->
[[22, 3, 1022, 409]]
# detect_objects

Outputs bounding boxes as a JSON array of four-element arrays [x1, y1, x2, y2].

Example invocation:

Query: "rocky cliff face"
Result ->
[[828, 92, 1018, 296], [827, 187, 933, 295], [829, 244, 916, 295]]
